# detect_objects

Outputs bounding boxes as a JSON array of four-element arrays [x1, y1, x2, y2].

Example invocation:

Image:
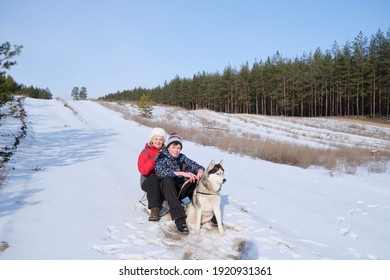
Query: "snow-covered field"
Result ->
[[136, 103, 389, 150], [0, 97, 389, 260]]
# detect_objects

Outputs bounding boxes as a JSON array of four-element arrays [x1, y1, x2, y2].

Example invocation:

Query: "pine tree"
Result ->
[[138, 93, 153, 118], [79, 87, 87, 99], [0, 42, 23, 75], [71, 87, 80, 100], [0, 42, 23, 104]]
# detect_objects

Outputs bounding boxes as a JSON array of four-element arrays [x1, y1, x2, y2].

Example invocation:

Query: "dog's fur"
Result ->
[[186, 160, 226, 235]]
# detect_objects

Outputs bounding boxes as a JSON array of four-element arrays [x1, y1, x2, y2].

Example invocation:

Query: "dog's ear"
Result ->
[[219, 160, 224, 168], [208, 160, 215, 171]]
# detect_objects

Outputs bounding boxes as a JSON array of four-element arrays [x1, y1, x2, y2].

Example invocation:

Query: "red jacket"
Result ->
[[137, 143, 161, 176]]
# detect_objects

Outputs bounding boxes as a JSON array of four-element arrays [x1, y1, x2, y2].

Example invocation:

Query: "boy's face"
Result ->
[[167, 143, 181, 157]]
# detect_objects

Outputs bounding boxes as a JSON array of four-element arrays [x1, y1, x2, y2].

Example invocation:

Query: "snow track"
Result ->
[[92, 203, 250, 260]]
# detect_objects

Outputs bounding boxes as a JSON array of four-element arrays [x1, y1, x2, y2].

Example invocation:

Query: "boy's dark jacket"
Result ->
[[155, 147, 204, 185]]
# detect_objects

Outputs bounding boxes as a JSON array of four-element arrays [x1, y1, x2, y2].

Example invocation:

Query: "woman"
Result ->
[[155, 132, 205, 234], [137, 127, 166, 221]]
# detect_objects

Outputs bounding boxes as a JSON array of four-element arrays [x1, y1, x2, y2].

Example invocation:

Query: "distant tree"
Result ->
[[42, 87, 53, 99], [19, 85, 52, 99], [79, 87, 87, 99], [71, 87, 80, 100], [138, 93, 153, 118]]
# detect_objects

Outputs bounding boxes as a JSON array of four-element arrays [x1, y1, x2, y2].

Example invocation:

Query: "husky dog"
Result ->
[[186, 160, 226, 235]]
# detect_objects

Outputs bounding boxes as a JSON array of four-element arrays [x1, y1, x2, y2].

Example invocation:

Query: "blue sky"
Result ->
[[1, 0, 389, 99]]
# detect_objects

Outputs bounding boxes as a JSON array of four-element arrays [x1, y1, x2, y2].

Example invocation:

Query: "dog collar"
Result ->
[[196, 191, 220, 196]]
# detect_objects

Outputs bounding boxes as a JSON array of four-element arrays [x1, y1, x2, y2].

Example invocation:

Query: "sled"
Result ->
[[138, 179, 192, 218], [139, 192, 170, 217]]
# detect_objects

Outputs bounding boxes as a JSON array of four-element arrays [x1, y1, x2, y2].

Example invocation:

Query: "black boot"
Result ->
[[210, 215, 218, 227], [175, 217, 189, 235]]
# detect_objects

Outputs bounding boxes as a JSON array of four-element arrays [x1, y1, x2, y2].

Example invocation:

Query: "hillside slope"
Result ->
[[0, 98, 389, 260]]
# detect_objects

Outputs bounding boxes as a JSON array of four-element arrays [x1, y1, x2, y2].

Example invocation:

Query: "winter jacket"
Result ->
[[137, 144, 161, 186], [155, 147, 205, 185]]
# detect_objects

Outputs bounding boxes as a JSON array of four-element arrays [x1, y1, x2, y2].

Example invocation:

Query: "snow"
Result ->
[[0, 97, 390, 260]]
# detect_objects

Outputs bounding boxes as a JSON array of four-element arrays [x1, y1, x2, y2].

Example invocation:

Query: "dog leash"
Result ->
[[179, 179, 220, 197], [177, 179, 191, 198]]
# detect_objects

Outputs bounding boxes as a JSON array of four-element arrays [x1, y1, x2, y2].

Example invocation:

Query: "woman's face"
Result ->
[[151, 136, 164, 150], [167, 143, 181, 157]]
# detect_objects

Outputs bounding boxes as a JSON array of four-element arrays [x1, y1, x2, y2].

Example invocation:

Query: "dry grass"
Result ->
[[100, 101, 390, 175], [333, 116, 390, 128]]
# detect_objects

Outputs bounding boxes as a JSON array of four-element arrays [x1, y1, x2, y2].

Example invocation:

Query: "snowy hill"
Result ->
[[0, 97, 389, 260]]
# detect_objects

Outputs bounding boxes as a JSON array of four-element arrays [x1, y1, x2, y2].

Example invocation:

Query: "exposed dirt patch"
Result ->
[[0, 241, 10, 253], [0, 97, 27, 173]]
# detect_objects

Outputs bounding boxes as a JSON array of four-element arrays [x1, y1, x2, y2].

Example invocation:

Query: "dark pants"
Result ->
[[160, 177, 196, 220], [141, 175, 164, 209]]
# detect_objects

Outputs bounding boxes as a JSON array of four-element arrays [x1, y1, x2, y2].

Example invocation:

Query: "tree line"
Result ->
[[0, 75, 52, 103], [101, 29, 390, 117], [1, 42, 52, 104], [0, 74, 53, 103]]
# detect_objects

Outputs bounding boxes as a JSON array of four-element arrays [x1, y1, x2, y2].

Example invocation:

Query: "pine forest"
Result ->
[[101, 29, 390, 118]]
